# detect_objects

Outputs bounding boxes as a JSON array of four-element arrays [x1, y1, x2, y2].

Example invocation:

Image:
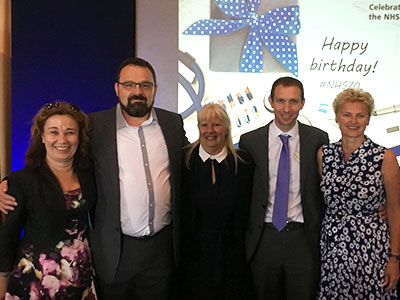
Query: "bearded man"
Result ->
[[89, 57, 188, 300]]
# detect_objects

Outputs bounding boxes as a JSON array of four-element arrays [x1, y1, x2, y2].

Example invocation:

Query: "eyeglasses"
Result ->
[[45, 102, 81, 112], [118, 81, 155, 91]]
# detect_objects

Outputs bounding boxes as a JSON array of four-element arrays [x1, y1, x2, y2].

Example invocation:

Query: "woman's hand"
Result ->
[[383, 258, 399, 290]]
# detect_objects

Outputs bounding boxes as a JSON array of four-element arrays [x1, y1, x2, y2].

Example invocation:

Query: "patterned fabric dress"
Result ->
[[318, 137, 397, 299], [5, 188, 97, 300]]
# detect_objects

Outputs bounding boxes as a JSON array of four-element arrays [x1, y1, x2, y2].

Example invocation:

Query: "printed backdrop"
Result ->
[[178, 0, 400, 162]]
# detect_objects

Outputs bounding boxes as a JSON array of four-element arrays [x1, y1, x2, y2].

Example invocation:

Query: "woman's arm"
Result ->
[[382, 149, 400, 290], [0, 276, 8, 300], [0, 173, 27, 276], [316, 146, 323, 178]]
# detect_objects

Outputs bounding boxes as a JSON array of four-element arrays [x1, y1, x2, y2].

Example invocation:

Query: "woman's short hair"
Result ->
[[332, 88, 375, 117], [25, 101, 91, 169]]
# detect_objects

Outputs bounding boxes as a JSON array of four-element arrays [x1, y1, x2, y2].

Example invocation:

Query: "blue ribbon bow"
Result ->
[[183, 0, 301, 76]]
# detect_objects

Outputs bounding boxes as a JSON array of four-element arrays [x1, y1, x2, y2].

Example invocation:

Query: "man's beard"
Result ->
[[120, 95, 153, 117]]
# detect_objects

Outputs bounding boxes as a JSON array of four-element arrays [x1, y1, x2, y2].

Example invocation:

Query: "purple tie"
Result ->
[[272, 134, 290, 231]]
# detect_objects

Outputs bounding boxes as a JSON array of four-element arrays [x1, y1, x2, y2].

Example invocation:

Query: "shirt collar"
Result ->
[[198, 144, 228, 163], [270, 120, 299, 139], [116, 103, 158, 129]]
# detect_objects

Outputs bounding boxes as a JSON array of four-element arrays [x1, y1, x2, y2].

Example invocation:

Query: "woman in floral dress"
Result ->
[[0, 102, 97, 299], [317, 89, 400, 299]]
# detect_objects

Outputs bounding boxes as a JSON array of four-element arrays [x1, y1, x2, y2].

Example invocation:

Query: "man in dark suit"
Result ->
[[239, 77, 329, 300], [89, 57, 188, 299]]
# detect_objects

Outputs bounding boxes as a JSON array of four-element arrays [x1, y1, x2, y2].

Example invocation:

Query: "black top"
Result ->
[[180, 146, 255, 300], [0, 164, 96, 272]]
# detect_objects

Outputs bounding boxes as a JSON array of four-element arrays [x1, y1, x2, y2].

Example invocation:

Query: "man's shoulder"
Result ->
[[241, 124, 269, 139], [154, 107, 181, 118], [88, 106, 116, 128], [154, 107, 183, 126], [299, 122, 328, 137], [89, 106, 116, 118]]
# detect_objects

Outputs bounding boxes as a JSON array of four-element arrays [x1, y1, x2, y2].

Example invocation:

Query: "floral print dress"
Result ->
[[5, 188, 97, 300], [318, 137, 397, 299]]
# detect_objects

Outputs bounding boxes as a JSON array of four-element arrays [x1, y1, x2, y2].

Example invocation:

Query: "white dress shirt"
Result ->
[[116, 104, 172, 237], [265, 120, 304, 223]]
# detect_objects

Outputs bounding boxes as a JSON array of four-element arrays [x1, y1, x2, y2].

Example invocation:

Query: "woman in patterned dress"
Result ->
[[317, 89, 400, 299], [0, 102, 97, 300]]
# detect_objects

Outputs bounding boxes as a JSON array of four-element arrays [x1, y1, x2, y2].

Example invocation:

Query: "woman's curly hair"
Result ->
[[25, 101, 91, 169]]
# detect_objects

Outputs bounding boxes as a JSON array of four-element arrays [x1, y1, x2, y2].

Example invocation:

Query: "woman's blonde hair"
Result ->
[[332, 88, 375, 120], [185, 103, 241, 170]]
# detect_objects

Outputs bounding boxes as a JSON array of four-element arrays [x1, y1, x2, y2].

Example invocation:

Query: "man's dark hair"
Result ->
[[270, 76, 304, 101], [116, 57, 157, 84]]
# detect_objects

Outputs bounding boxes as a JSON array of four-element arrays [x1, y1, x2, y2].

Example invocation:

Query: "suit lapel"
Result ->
[[96, 107, 121, 202], [254, 123, 270, 197], [154, 108, 178, 189], [298, 122, 309, 197], [260, 124, 270, 184]]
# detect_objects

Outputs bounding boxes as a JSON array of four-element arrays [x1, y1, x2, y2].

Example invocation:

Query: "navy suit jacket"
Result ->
[[239, 121, 329, 263], [89, 106, 187, 283]]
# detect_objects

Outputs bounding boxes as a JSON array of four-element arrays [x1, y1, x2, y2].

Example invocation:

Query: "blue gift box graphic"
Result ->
[[183, 0, 300, 76]]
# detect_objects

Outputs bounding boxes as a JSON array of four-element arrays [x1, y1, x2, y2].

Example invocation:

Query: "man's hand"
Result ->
[[0, 180, 16, 215]]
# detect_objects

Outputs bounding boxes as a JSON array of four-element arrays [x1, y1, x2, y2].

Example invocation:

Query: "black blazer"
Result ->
[[89, 106, 188, 283], [0, 165, 96, 272], [239, 121, 329, 262]]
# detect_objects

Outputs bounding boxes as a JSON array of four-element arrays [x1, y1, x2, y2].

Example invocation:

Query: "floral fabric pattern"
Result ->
[[318, 137, 396, 299], [6, 189, 97, 300]]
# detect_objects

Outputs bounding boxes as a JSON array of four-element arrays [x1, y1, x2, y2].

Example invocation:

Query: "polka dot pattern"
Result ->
[[318, 137, 396, 299], [258, 6, 300, 76], [183, 0, 300, 76]]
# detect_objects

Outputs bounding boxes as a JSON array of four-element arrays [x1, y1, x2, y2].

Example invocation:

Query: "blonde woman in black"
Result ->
[[180, 104, 255, 300]]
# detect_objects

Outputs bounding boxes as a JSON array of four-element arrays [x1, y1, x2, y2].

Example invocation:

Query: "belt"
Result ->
[[264, 222, 304, 232], [123, 234, 154, 240], [122, 223, 171, 240]]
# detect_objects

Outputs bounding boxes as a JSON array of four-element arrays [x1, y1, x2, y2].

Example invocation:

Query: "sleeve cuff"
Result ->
[[0, 272, 9, 277]]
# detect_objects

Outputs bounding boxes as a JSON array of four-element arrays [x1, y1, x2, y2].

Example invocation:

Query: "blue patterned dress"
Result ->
[[318, 137, 397, 299]]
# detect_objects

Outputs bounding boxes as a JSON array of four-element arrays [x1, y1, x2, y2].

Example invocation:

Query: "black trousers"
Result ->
[[96, 225, 174, 300], [250, 223, 319, 300]]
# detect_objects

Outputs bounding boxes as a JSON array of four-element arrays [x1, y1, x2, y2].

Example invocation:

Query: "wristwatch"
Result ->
[[389, 253, 400, 260]]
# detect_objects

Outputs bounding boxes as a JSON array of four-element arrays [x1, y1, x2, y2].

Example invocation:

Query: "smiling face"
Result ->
[[198, 116, 228, 155], [269, 84, 304, 132], [114, 65, 157, 120], [42, 114, 79, 167], [336, 101, 370, 139]]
